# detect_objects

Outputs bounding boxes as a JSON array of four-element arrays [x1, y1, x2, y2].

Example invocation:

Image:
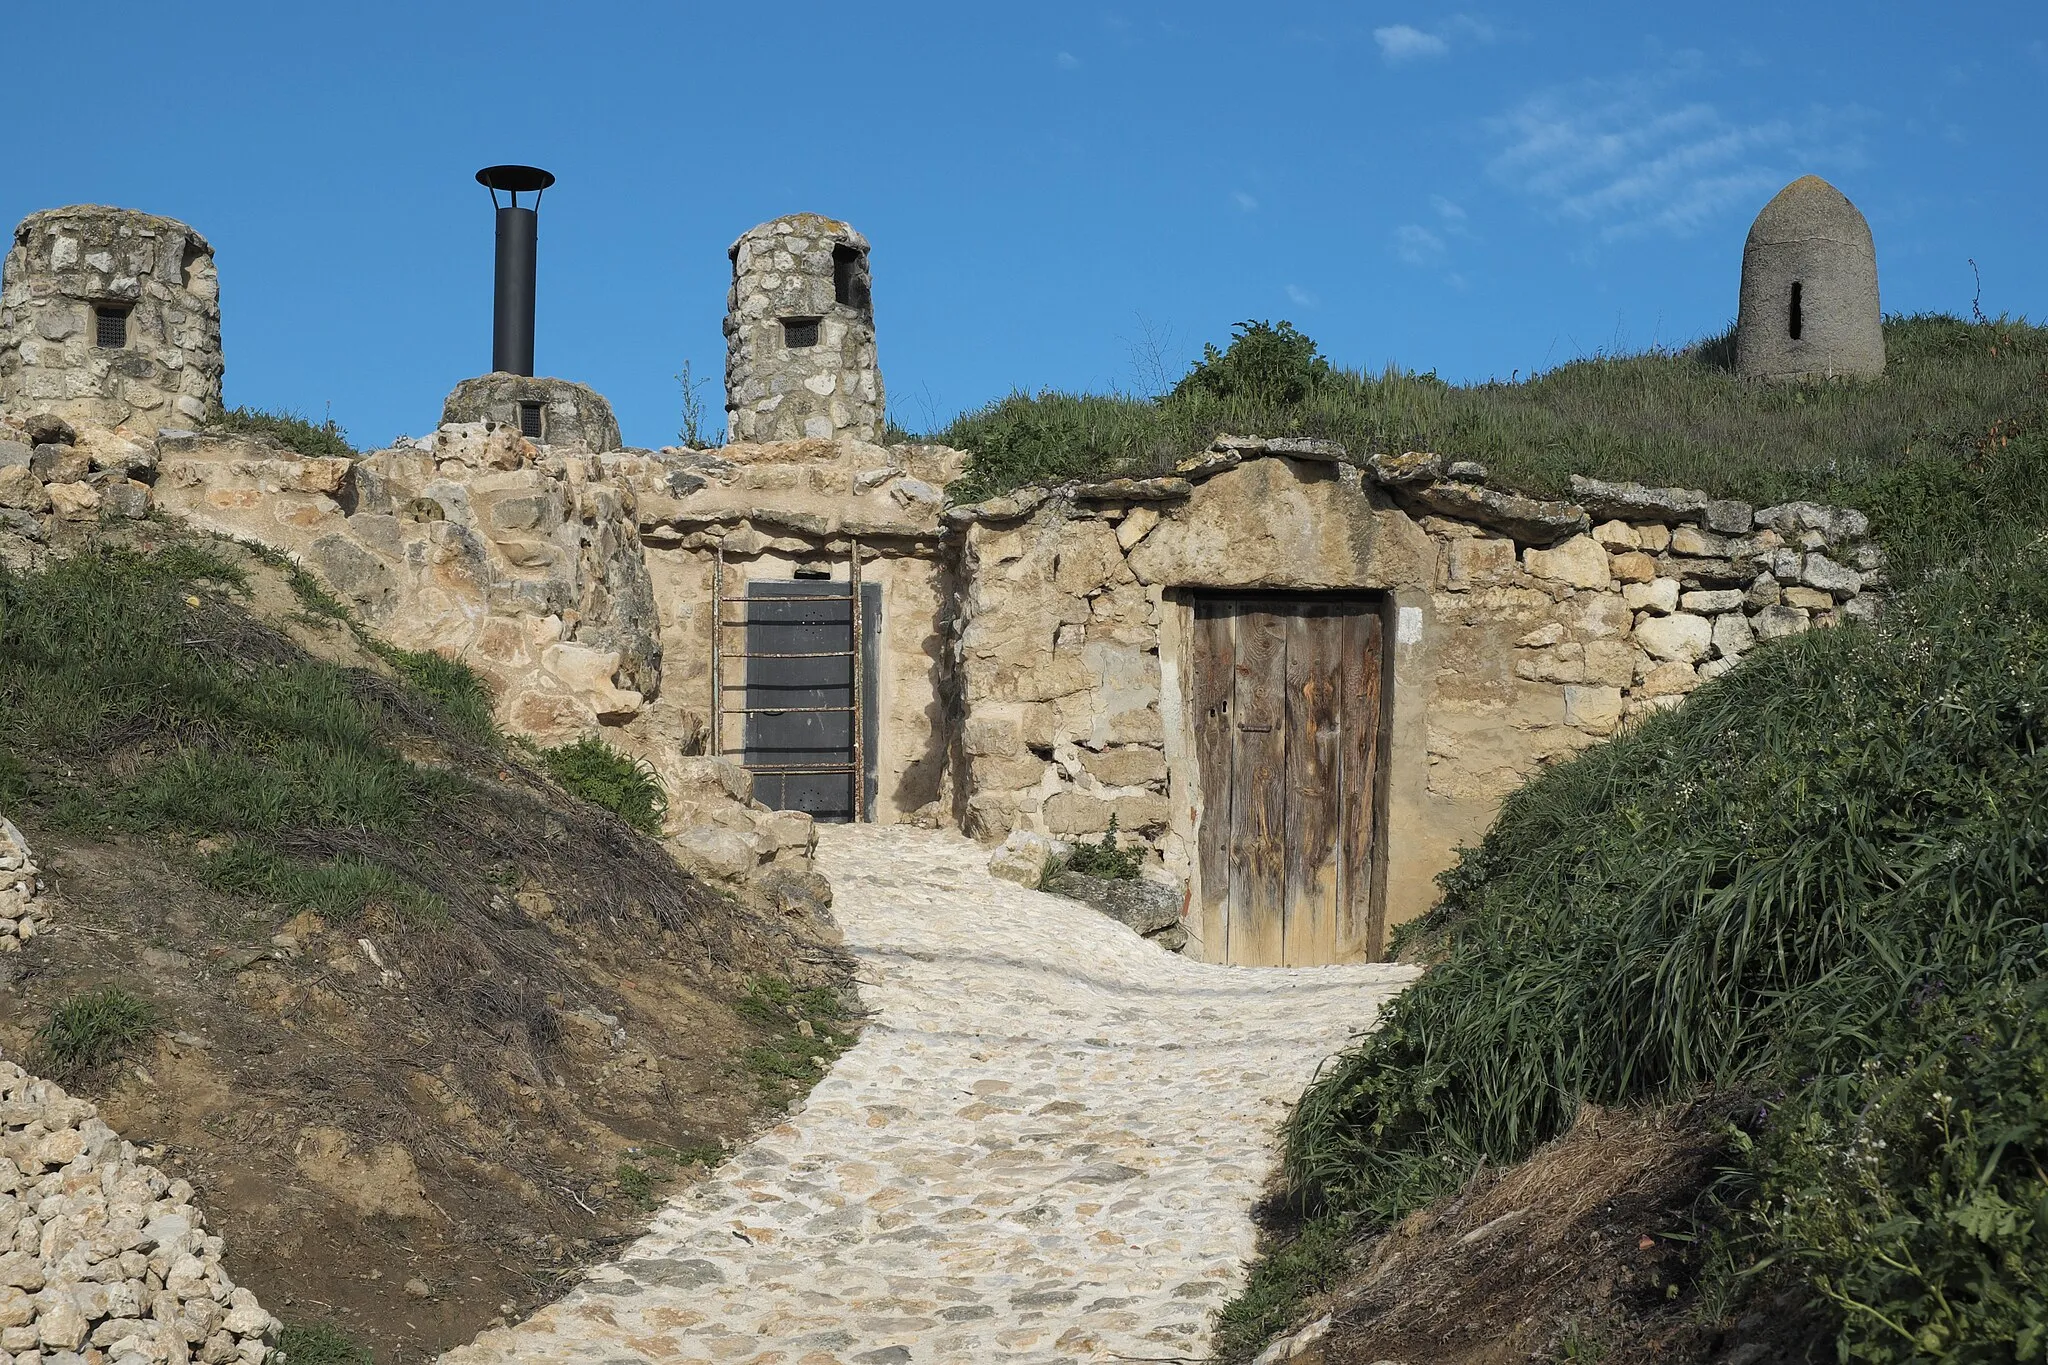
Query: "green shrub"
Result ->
[[275, 1321, 373, 1365], [1172, 319, 1335, 408], [1059, 816, 1141, 881], [1739, 982, 2048, 1360], [538, 738, 667, 835], [375, 644, 497, 743], [204, 405, 355, 459], [33, 987, 158, 1081]]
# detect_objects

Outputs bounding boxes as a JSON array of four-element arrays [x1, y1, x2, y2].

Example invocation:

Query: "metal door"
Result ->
[[741, 581, 879, 821]]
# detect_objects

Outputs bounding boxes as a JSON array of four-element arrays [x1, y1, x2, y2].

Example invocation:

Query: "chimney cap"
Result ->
[[476, 165, 555, 195]]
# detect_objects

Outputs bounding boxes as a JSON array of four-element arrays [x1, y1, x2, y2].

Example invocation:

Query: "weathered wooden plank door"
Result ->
[[1193, 597, 1384, 965]]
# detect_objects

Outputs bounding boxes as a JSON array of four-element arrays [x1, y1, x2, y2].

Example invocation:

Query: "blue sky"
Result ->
[[7, 2, 2042, 449]]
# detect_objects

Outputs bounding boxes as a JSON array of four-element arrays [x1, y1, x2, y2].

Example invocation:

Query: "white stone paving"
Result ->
[[444, 825, 1418, 1365]]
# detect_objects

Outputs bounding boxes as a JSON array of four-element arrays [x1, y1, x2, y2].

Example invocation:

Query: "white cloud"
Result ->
[[1232, 190, 1259, 212], [1485, 72, 1872, 240], [1393, 224, 1446, 264], [1429, 195, 1467, 223], [1056, 50, 1081, 69], [1374, 24, 1448, 62], [1285, 284, 1321, 308]]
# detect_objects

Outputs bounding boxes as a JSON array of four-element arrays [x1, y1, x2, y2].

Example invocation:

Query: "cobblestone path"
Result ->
[[444, 826, 1418, 1365]]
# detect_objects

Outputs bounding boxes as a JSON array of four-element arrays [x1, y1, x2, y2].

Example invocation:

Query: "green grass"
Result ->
[[32, 987, 158, 1082], [1209, 1213, 1356, 1362], [198, 841, 445, 927], [736, 976, 856, 1092], [1234, 424, 2048, 1358], [0, 544, 480, 926], [615, 1160, 657, 1209], [1054, 816, 1142, 882], [931, 315, 2048, 508], [539, 737, 668, 836], [203, 404, 356, 460], [275, 1321, 374, 1365]]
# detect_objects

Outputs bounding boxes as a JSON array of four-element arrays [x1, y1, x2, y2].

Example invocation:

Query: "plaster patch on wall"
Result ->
[[1397, 604, 1424, 646]]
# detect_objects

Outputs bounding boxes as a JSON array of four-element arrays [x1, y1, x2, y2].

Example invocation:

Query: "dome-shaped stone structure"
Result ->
[[0, 205, 224, 432], [723, 214, 882, 443], [1734, 176, 1883, 381]]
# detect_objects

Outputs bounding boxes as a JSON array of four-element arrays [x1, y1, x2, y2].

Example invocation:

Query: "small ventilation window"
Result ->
[[1788, 281, 1804, 340], [832, 244, 870, 312], [94, 305, 130, 349], [517, 401, 544, 439], [783, 317, 821, 349]]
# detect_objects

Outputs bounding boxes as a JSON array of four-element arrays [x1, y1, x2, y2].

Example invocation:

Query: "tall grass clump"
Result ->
[[203, 404, 355, 459], [933, 315, 2048, 509], [1271, 430, 2048, 1355], [539, 737, 668, 836]]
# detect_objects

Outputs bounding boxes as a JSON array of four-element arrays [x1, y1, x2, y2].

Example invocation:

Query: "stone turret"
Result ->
[[441, 374, 621, 451], [1734, 176, 1884, 381], [0, 205, 224, 433], [724, 214, 882, 443]]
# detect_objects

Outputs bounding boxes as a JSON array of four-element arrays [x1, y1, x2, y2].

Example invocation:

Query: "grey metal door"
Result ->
[[742, 581, 879, 821]]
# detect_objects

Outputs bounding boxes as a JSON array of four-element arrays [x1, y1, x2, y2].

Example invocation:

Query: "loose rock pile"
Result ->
[[0, 821, 51, 952], [0, 1060, 279, 1364], [0, 825, 280, 1364]]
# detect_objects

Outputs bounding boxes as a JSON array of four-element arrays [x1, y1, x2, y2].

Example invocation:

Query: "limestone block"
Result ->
[[1043, 790, 1171, 837], [1608, 550, 1656, 583], [1080, 745, 1167, 788], [1562, 684, 1626, 734], [0, 467, 49, 512], [963, 714, 1023, 758], [1523, 535, 1610, 590], [1753, 605, 1811, 639], [1638, 661, 1701, 698], [1843, 595, 1881, 624], [670, 827, 757, 883], [1635, 523, 1672, 553], [0, 441, 30, 469], [30, 444, 88, 483], [1704, 499, 1754, 533], [1115, 506, 1161, 551], [100, 478, 151, 519], [1591, 520, 1640, 551], [1569, 476, 1708, 523], [1782, 586, 1834, 611], [1634, 612, 1712, 663], [1712, 611, 1756, 658], [1570, 592, 1633, 640], [1669, 525, 1738, 558], [1745, 574, 1783, 609], [988, 831, 1061, 888], [1582, 640, 1640, 688], [1445, 536, 1518, 591], [1622, 578, 1679, 615], [45, 481, 100, 520], [1679, 588, 1744, 613], [1799, 553, 1862, 596], [540, 643, 643, 720]]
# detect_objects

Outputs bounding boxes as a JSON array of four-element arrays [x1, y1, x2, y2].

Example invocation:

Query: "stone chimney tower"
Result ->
[[724, 214, 882, 443], [1734, 176, 1884, 382], [0, 206, 224, 433]]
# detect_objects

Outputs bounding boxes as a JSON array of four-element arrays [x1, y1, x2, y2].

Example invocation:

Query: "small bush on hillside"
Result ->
[[1740, 981, 2048, 1361], [539, 738, 667, 836], [204, 404, 355, 459], [1172, 320, 1335, 408], [33, 988, 157, 1082]]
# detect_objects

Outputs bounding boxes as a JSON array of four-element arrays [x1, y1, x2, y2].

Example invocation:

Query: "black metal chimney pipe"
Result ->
[[475, 165, 556, 377]]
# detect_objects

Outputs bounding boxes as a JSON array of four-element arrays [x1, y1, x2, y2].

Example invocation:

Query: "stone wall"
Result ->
[[945, 438, 1883, 959], [0, 207, 222, 435], [724, 216, 883, 444]]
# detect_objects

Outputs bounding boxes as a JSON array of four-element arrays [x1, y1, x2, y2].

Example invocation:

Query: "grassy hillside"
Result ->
[[933, 315, 2048, 508], [0, 534, 853, 1361], [1213, 364, 2048, 1358]]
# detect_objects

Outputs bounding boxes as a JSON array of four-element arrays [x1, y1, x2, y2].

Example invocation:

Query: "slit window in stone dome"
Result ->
[[832, 245, 870, 312], [517, 401, 544, 439], [94, 305, 130, 349], [783, 317, 821, 349], [1788, 281, 1804, 340]]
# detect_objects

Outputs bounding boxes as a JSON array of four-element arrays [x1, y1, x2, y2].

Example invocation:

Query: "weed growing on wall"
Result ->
[[203, 404, 355, 459], [539, 737, 668, 836]]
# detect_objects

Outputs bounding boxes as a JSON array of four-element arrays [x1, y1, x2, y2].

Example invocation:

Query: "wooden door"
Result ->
[[1193, 597, 1384, 965]]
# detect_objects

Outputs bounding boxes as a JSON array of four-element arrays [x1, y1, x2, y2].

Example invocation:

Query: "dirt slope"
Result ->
[[0, 536, 855, 1362]]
